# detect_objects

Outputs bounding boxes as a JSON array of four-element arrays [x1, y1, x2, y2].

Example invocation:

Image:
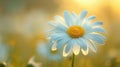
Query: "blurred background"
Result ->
[[0, 0, 120, 67]]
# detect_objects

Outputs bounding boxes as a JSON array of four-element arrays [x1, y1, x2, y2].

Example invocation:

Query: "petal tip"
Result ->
[[81, 48, 89, 55]]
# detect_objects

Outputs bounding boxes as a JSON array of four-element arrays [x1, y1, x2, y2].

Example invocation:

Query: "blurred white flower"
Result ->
[[0, 43, 10, 62], [0, 62, 6, 67], [27, 56, 42, 67], [37, 42, 63, 61]]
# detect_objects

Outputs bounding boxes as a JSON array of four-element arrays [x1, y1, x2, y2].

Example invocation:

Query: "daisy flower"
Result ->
[[0, 62, 6, 67], [0, 43, 9, 62], [48, 10, 106, 56], [26, 56, 42, 67], [37, 42, 63, 61]]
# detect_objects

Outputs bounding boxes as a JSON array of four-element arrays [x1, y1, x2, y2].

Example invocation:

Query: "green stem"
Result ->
[[71, 54, 75, 67]]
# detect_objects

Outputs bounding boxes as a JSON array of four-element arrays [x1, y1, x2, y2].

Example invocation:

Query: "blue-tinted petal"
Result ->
[[84, 21, 103, 31], [48, 21, 67, 32], [77, 10, 88, 25], [49, 33, 67, 48], [89, 27, 106, 33], [56, 24, 67, 31], [91, 21, 103, 26], [50, 33, 66, 40], [71, 12, 78, 25], [49, 33, 61, 38], [79, 10, 88, 20], [84, 33, 106, 45], [85, 39, 97, 52], [64, 11, 73, 26], [50, 33, 69, 40], [82, 16, 96, 27], [48, 21, 57, 27], [56, 35, 71, 49], [49, 39, 54, 48], [65, 39, 74, 53], [49, 28, 66, 33], [82, 24, 91, 31], [87, 16, 96, 21], [54, 15, 68, 28], [54, 15, 64, 22], [77, 38, 87, 50], [72, 12, 77, 18]]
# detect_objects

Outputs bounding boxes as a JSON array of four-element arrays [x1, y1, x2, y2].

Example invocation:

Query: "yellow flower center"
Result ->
[[67, 26, 85, 38]]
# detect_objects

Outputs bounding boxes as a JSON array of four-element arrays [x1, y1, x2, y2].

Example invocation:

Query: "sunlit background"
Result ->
[[0, 0, 120, 67]]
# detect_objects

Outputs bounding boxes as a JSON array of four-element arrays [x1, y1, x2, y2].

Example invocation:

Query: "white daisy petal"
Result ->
[[64, 11, 73, 26], [56, 24, 67, 31], [71, 12, 78, 25], [48, 21, 67, 32], [77, 38, 87, 50], [65, 44, 72, 54], [87, 16, 96, 21], [49, 34, 65, 45], [63, 39, 75, 55], [81, 48, 89, 55], [85, 21, 103, 31], [50, 33, 66, 40], [63, 45, 72, 57], [84, 33, 106, 45], [72, 43, 80, 55], [82, 24, 91, 32], [72, 12, 78, 18], [86, 39, 97, 52], [78, 10, 88, 24], [48, 21, 57, 27], [56, 35, 71, 49], [91, 21, 103, 26], [89, 27, 106, 33], [51, 41, 57, 51], [79, 10, 88, 20], [54, 15, 68, 28], [82, 16, 96, 27]]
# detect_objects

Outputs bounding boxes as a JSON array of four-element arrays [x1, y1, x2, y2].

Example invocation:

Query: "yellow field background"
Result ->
[[0, 0, 120, 67]]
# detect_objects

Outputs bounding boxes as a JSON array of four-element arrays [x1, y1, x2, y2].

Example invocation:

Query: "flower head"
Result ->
[[37, 42, 63, 61], [0, 62, 6, 67], [0, 43, 9, 62], [48, 10, 106, 56]]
